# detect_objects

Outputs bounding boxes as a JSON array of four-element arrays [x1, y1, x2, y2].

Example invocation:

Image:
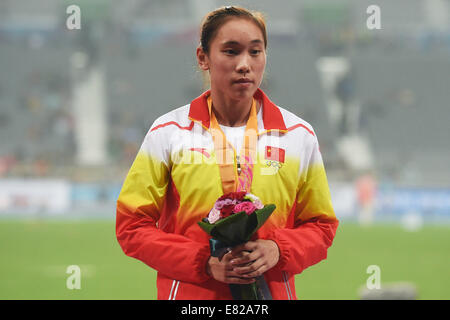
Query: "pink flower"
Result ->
[[214, 198, 235, 210], [233, 201, 257, 215], [253, 200, 264, 210]]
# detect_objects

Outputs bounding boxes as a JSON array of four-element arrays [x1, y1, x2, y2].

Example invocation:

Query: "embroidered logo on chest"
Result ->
[[265, 146, 285, 163], [261, 146, 285, 175]]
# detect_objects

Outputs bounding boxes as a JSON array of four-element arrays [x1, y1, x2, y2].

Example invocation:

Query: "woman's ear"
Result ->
[[196, 46, 209, 71]]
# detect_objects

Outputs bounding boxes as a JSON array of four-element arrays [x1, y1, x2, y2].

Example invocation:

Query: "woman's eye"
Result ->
[[223, 49, 237, 55], [251, 50, 262, 55]]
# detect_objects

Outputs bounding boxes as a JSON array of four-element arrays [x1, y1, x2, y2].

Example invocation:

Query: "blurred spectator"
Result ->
[[0, 155, 17, 177], [33, 156, 50, 177], [356, 171, 377, 226]]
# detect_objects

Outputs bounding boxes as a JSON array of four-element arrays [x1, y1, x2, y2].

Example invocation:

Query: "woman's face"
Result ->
[[198, 18, 266, 101]]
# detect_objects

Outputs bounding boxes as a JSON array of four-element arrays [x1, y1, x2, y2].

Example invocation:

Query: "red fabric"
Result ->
[[116, 205, 338, 299], [115, 88, 339, 299], [254, 89, 287, 131], [263, 219, 339, 275], [116, 208, 212, 284], [150, 120, 195, 133], [188, 88, 287, 131], [287, 123, 316, 136], [265, 146, 286, 163]]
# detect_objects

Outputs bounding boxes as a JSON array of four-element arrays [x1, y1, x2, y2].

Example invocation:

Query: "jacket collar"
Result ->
[[188, 88, 287, 131]]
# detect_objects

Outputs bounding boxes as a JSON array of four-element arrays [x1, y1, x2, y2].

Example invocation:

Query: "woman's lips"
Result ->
[[235, 78, 253, 83], [234, 78, 253, 87]]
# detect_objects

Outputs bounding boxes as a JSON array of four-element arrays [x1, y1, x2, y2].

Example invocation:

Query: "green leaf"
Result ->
[[197, 220, 215, 235], [197, 204, 276, 247], [211, 211, 249, 245], [244, 204, 276, 241], [255, 204, 276, 231]]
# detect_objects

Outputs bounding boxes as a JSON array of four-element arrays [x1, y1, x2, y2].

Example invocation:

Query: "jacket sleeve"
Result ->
[[264, 133, 339, 275], [115, 125, 211, 284]]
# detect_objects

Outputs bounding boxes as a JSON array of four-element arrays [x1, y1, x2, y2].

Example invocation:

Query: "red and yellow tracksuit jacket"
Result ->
[[116, 89, 339, 300]]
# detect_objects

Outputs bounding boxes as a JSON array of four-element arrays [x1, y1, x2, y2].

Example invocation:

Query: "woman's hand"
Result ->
[[206, 239, 280, 283], [206, 251, 256, 284], [229, 239, 280, 278]]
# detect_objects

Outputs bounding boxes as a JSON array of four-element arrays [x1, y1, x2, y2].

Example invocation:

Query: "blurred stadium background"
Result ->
[[0, 0, 449, 299]]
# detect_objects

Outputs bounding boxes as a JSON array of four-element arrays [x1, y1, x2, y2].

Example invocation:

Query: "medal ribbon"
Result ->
[[207, 95, 272, 300], [207, 95, 258, 194]]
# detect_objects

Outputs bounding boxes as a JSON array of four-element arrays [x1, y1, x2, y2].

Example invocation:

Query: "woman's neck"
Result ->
[[210, 90, 256, 127]]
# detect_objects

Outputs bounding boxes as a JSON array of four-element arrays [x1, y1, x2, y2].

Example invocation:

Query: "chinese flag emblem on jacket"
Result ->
[[265, 146, 285, 163]]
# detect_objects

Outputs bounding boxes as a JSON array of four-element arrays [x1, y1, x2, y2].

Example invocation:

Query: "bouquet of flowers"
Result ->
[[198, 191, 276, 300]]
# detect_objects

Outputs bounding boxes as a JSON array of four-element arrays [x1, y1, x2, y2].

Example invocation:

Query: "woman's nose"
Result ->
[[236, 54, 250, 74]]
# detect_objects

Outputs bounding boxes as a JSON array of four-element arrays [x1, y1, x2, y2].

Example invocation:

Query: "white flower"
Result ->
[[207, 207, 221, 224], [244, 193, 261, 202]]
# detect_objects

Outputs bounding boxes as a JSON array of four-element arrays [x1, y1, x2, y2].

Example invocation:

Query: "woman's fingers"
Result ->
[[207, 253, 257, 284], [230, 249, 257, 266], [225, 274, 256, 284], [229, 239, 280, 277], [207, 240, 280, 283], [230, 242, 257, 257], [233, 258, 261, 272]]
